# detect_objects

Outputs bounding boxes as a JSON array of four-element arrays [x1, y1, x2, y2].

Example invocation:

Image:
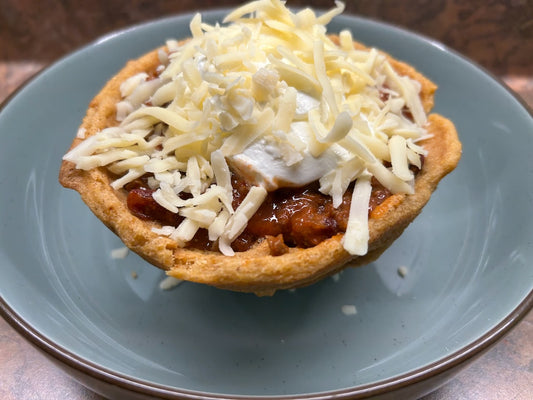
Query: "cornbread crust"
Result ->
[[59, 38, 461, 296]]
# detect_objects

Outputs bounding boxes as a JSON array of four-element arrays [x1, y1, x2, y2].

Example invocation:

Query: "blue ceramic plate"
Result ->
[[1, 10, 532, 400]]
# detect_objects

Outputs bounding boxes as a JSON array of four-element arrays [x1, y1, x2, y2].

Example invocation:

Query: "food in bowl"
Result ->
[[59, 0, 461, 295]]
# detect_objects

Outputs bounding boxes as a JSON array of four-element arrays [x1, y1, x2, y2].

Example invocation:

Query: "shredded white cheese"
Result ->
[[76, 127, 86, 139], [110, 246, 129, 259], [342, 172, 372, 255], [63, 0, 429, 256], [397, 265, 409, 278], [159, 276, 183, 290], [341, 304, 357, 316]]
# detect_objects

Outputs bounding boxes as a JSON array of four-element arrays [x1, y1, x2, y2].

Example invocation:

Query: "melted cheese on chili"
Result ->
[[63, 0, 430, 256]]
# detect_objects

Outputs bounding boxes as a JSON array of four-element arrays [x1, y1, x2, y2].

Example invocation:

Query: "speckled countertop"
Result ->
[[0, 1, 532, 399]]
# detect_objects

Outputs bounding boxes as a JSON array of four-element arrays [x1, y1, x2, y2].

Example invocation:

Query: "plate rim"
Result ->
[[1, 9, 532, 399], [1, 290, 532, 399]]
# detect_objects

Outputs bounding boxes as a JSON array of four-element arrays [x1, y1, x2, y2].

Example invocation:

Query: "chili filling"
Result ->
[[123, 170, 416, 253]]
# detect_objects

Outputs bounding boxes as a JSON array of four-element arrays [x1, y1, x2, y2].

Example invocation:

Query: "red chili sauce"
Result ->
[[125, 173, 394, 253]]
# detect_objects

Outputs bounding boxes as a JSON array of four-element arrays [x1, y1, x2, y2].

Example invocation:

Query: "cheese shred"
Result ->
[[63, 0, 429, 256]]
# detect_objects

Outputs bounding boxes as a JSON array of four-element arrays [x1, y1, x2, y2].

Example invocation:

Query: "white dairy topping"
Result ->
[[230, 137, 339, 191], [295, 91, 321, 117], [63, 0, 429, 256], [230, 118, 343, 190]]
